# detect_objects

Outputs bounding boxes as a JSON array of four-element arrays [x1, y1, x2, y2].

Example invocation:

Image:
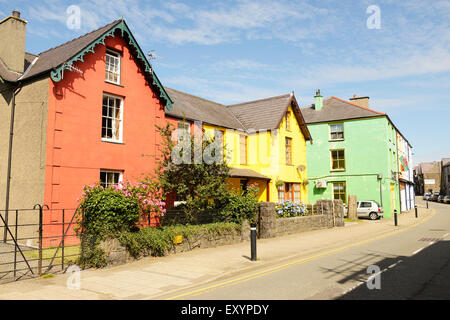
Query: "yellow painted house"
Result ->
[[164, 87, 312, 204]]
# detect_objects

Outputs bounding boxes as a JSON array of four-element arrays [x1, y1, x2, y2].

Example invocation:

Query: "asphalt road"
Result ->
[[171, 199, 450, 300]]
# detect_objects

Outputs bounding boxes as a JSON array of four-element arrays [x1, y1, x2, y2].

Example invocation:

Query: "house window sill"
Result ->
[[105, 81, 124, 88], [102, 139, 125, 145]]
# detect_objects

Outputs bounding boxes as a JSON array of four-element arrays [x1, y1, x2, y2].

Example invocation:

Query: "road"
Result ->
[[167, 199, 450, 300]]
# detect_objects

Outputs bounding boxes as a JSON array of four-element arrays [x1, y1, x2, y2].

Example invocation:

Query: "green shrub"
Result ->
[[219, 184, 259, 224], [77, 185, 140, 237], [77, 246, 107, 269], [118, 222, 241, 259]]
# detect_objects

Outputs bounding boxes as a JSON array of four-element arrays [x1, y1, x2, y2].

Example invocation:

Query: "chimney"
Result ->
[[349, 94, 370, 109], [314, 89, 323, 111], [0, 10, 27, 73]]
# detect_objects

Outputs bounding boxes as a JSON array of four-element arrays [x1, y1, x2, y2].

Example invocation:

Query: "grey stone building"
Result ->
[[414, 162, 441, 195]]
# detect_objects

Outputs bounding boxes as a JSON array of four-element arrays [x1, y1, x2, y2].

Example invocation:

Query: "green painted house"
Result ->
[[301, 91, 401, 218]]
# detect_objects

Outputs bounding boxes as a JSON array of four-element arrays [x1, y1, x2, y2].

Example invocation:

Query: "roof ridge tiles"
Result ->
[[164, 87, 226, 107], [227, 93, 291, 107], [330, 96, 385, 115]]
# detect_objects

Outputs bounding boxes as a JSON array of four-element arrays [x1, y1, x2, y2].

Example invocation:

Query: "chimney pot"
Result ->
[[353, 94, 358, 98], [12, 10, 20, 18], [314, 89, 323, 111]]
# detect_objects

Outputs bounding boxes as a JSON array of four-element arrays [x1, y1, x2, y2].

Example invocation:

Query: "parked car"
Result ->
[[443, 196, 450, 204], [344, 201, 383, 220], [438, 195, 446, 203], [429, 193, 440, 202], [423, 193, 432, 200]]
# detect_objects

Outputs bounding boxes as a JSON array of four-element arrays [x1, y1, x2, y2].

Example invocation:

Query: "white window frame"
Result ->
[[102, 93, 124, 143], [100, 170, 123, 188], [105, 49, 121, 84], [329, 123, 344, 141]]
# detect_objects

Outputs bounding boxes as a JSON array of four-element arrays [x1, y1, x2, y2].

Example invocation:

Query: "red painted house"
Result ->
[[0, 12, 172, 246]]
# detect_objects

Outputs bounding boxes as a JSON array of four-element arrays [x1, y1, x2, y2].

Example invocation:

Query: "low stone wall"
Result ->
[[258, 199, 344, 239], [98, 200, 344, 267], [99, 221, 250, 267], [274, 214, 333, 237]]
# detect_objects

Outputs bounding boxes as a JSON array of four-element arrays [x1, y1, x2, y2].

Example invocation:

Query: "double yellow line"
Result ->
[[166, 210, 435, 300]]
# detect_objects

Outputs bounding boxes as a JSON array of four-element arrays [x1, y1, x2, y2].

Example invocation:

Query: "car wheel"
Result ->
[[369, 212, 378, 220]]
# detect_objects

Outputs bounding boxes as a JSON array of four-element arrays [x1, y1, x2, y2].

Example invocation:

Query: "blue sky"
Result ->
[[1, 0, 449, 164]]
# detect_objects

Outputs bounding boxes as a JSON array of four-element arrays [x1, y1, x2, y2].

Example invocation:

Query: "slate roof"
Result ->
[[227, 94, 292, 130], [0, 57, 21, 82], [164, 87, 245, 130], [19, 20, 121, 81], [301, 96, 385, 124], [0, 20, 121, 83], [0, 18, 171, 107], [165, 88, 312, 140]]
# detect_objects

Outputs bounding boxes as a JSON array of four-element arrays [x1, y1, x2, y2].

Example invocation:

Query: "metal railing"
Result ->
[[0, 205, 80, 284]]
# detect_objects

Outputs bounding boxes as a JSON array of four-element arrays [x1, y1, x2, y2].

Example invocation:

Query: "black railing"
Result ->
[[0, 205, 80, 284]]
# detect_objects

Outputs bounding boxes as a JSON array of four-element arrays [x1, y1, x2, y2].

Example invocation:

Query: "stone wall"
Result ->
[[98, 200, 345, 267], [99, 221, 250, 267], [258, 199, 344, 239]]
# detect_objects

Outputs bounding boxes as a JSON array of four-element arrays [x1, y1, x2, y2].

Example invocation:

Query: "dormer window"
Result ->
[[105, 50, 121, 84]]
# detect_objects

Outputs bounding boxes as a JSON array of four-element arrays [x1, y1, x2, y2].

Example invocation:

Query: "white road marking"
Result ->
[[388, 260, 403, 268], [443, 233, 450, 238], [342, 259, 404, 295]]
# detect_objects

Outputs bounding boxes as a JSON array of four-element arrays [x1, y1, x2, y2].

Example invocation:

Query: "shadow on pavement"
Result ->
[[336, 240, 450, 300]]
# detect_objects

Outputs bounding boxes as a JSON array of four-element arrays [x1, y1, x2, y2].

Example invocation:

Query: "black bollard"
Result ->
[[250, 223, 257, 261], [415, 205, 418, 218], [426, 200, 429, 209], [394, 209, 398, 226]]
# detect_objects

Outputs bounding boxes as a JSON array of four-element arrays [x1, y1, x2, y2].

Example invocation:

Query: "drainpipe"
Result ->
[[3, 83, 22, 243], [378, 173, 383, 208]]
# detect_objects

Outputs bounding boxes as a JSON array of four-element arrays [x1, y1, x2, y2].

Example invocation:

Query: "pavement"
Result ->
[[0, 203, 434, 300]]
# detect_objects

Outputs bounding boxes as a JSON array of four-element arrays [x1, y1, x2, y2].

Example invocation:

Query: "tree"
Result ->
[[155, 122, 231, 223]]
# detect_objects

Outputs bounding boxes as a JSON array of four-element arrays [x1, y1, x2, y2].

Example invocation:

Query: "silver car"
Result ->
[[344, 201, 384, 220]]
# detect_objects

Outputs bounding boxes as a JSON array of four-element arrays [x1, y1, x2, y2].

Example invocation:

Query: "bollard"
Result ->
[[394, 209, 398, 226], [250, 223, 257, 261], [426, 200, 429, 209], [415, 205, 418, 218]]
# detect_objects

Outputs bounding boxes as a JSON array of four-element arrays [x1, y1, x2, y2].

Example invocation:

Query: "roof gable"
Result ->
[[16, 19, 172, 109]]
